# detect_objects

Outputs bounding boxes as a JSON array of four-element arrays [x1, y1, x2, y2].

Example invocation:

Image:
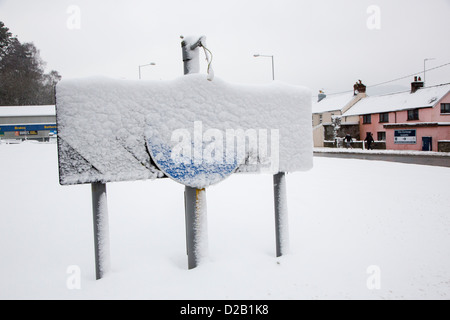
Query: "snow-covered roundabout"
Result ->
[[1, 142, 450, 300]]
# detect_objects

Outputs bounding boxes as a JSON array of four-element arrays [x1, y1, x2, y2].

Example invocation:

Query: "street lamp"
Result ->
[[254, 54, 275, 81], [254, 52, 285, 258], [424, 58, 435, 86], [139, 62, 156, 80]]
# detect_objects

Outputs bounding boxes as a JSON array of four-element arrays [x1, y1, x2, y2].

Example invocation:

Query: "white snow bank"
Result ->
[[56, 75, 312, 187]]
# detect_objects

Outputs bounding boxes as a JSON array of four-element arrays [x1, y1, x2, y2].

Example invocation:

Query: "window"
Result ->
[[379, 113, 389, 123], [319, 114, 323, 124], [377, 132, 386, 141], [407, 109, 419, 121], [441, 103, 450, 114], [363, 114, 372, 124]]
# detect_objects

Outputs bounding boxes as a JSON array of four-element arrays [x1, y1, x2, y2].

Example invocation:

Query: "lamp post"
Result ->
[[424, 58, 435, 86], [181, 36, 208, 270], [139, 62, 156, 80], [254, 54, 275, 81], [254, 53, 288, 257]]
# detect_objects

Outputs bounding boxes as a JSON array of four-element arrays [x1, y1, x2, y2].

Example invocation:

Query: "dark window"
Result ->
[[377, 132, 386, 141], [363, 114, 372, 124], [441, 103, 450, 114], [379, 113, 389, 123], [407, 109, 419, 121]]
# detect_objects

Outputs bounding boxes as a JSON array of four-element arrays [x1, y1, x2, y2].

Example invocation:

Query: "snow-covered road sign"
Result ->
[[56, 74, 312, 187], [146, 120, 240, 188]]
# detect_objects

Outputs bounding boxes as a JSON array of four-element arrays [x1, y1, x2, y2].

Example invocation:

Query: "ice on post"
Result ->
[[56, 74, 313, 188]]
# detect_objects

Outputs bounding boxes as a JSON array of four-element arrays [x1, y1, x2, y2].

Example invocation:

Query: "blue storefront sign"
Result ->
[[0, 124, 57, 135], [394, 129, 416, 144]]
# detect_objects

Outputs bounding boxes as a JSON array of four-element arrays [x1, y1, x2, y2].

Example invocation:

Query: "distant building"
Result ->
[[0, 105, 56, 142], [343, 78, 450, 152], [312, 81, 367, 147]]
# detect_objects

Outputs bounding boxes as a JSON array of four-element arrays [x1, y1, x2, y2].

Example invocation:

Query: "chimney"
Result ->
[[411, 76, 424, 93], [318, 90, 326, 102], [353, 80, 367, 96]]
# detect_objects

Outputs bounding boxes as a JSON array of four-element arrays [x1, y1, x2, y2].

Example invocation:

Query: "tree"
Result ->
[[0, 21, 14, 59], [331, 115, 342, 147], [40, 70, 62, 105], [0, 21, 61, 106]]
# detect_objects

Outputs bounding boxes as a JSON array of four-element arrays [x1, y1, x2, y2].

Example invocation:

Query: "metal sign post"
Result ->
[[273, 172, 288, 257], [184, 187, 206, 269], [91, 182, 110, 280], [181, 36, 208, 269]]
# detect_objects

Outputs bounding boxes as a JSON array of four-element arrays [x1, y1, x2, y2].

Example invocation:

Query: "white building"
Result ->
[[312, 87, 366, 147]]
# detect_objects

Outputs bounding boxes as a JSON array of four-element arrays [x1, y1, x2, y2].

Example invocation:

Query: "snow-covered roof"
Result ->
[[343, 84, 450, 117], [0, 105, 55, 117], [312, 93, 355, 114]]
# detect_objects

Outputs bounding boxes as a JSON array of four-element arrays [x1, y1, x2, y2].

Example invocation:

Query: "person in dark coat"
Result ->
[[365, 132, 375, 150], [344, 134, 353, 149]]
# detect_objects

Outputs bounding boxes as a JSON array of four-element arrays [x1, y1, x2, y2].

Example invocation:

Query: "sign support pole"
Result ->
[[181, 36, 208, 269], [274, 172, 288, 257], [91, 182, 110, 280], [184, 187, 206, 269]]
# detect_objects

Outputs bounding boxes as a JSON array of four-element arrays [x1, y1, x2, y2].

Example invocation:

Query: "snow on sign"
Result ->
[[56, 74, 312, 188]]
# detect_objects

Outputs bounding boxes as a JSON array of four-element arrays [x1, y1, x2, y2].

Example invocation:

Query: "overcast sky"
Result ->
[[1, 0, 449, 96]]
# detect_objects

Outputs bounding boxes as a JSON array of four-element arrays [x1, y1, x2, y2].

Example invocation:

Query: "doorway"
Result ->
[[422, 137, 432, 151]]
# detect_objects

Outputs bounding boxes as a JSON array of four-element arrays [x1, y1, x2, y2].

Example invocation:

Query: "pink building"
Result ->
[[343, 80, 450, 152]]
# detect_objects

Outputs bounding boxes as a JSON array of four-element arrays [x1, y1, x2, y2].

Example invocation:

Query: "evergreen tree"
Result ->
[[0, 21, 14, 59], [0, 21, 61, 106]]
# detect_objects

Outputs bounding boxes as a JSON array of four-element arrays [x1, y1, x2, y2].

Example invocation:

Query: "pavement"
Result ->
[[314, 148, 450, 168]]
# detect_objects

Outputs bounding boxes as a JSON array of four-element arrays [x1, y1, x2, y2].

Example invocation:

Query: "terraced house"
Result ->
[[343, 78, 450, 152]]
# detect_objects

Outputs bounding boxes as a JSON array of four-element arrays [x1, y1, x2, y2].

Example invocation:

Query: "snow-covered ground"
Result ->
[[1, 142, 449, 300]]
